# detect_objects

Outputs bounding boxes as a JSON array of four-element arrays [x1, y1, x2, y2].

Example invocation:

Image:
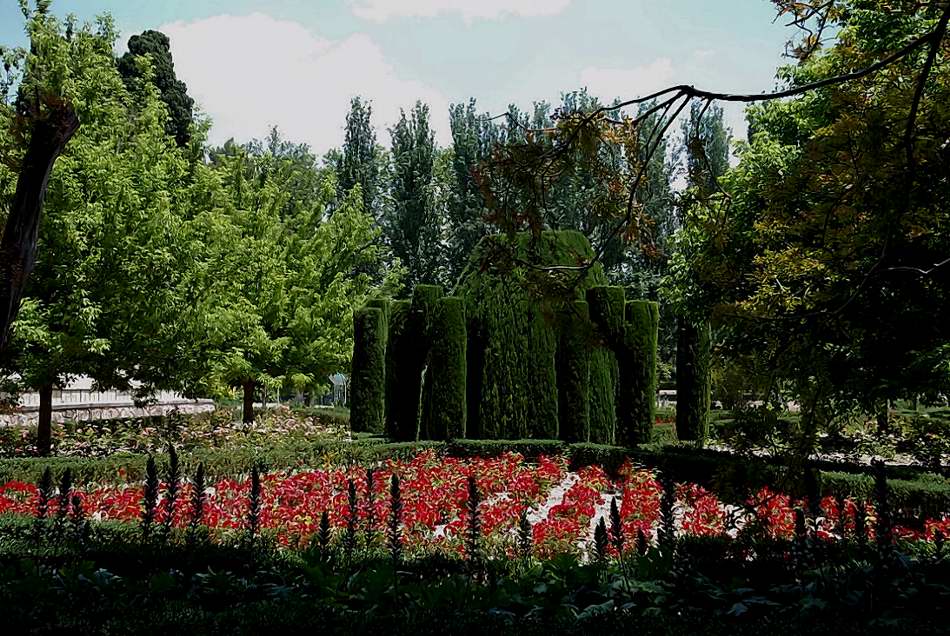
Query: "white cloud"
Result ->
[[348, 0, 571, 22], [159, 13, 451, 152], [577, 58, 676, 104]]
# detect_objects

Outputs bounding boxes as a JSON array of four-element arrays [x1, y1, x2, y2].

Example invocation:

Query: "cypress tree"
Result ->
[[422, 296, 467, 439], [458, 232, 615, 440], [587, 286, 626, 444], [118, 30, 194, 146], [385, 300, 414, 440], [350, 306, 386, 434], [383, 286, 442, 440], [557, 300, 591, 442], [413, 285, 443, 439], [618, 301, 659, 446], [675, 318, 711, 442]]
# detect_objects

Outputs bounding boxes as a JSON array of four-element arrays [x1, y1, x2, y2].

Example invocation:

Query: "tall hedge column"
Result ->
[[618, 301, 659, 446], [422, 296, 467, 439], [385, 285, 443, 441], [365, 298, 391, 421], [350, 306, 386, 434], [675, 318, 711, 442], [385, 300, 413, 440], [558, 300, 591, 443], [413, 285, 444, 439], [587, 286, 626, 444]]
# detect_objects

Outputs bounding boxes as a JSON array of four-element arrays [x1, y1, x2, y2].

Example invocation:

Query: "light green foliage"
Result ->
[[350, 307, 386, 434], [0, 10, 197, 397], [196, 137, 393, 407]]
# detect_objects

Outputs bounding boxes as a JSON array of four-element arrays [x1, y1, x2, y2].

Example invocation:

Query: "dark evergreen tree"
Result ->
[[385, 102, 442, 290], [118, 30, 194, 147]]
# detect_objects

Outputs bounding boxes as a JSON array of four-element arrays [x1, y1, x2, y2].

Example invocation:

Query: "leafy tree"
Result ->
[[0, 2, 84, 352], [666, 1, 950, 448], [204, 133, 395, 422], [385, 101, 442, 290], [118, 30, 194, 146], [0, 9, 202, 453], [669, 102, 731, 441]]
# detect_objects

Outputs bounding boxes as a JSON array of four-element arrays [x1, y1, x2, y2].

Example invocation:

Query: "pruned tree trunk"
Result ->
[[36, 382, 54, 456], [0, 100, 80, 352], [242, 379, 256, 424], [876, 400, 890, 434]]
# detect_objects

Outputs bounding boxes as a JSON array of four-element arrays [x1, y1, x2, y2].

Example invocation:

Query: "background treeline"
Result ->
[[1, 6, 720, 446]]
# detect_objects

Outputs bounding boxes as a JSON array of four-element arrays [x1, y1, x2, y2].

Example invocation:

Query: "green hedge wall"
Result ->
[[557, 300, 591, 443], [458, 231, 611, 440], [422, 296, 467, 440], [349, 307, 386, 434], [675, 318, 711, 442]]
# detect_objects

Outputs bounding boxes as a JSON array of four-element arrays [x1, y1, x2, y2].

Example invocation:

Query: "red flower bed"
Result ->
[[1, 451, 946, 558]]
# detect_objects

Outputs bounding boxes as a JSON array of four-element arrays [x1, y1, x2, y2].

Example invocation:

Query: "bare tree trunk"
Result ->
[[242, 379, 255, 424], [36, 382, 54, 456], [0, 101, 80, 352]]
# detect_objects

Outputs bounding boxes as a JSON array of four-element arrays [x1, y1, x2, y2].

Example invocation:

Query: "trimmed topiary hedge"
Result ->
[[355, 233, 657, 446], [618, 300, 659, 446], [349, 307, 386, 434], [422, 296, 467, 439], [385, 300, 415, 441], [557, 300, 591, 443]]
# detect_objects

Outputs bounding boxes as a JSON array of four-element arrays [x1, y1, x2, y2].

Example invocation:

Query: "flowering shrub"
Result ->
[[1, 451, 946, 559]]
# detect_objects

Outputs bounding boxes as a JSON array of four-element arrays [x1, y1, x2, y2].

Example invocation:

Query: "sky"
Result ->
[[0, 0, 794, 154]]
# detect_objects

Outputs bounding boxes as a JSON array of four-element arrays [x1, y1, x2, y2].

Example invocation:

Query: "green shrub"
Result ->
[[422, 296, 467, 439], [349, 307, 387, 434]]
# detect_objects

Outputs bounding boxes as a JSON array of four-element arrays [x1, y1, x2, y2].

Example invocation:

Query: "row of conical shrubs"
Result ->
[[350, 231, 661, 445]]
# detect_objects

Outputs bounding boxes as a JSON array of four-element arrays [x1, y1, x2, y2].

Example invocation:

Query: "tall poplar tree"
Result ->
[[337, 97, 381, 218], [445, 99, 502, 283], [385, 101, 441, 290]]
